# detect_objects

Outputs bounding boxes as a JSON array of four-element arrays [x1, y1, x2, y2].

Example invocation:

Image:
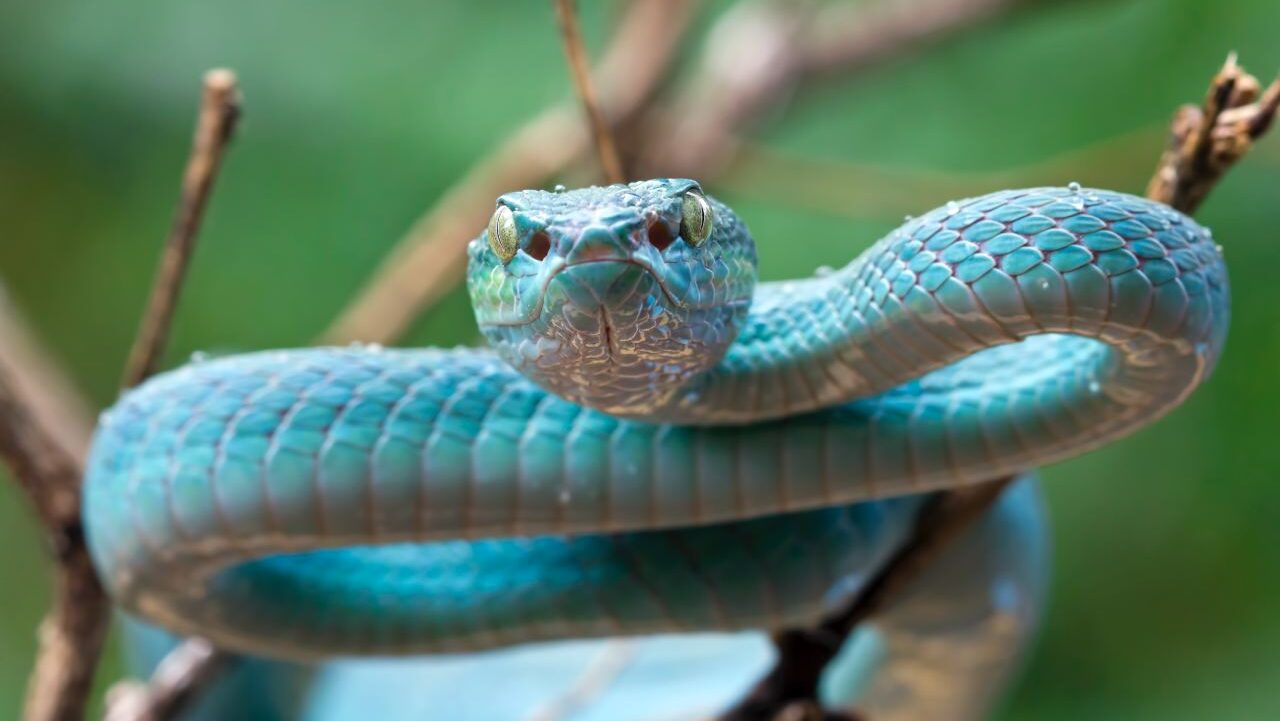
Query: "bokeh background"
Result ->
[[1, 0, 1278, 719]]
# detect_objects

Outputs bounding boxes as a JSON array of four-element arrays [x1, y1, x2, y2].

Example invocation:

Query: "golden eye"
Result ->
[[488, 205, 518, 263], [680, 189, 713, 247]]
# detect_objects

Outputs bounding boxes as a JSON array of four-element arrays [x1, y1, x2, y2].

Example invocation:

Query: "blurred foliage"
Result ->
[[1, 0, 1278, 719]]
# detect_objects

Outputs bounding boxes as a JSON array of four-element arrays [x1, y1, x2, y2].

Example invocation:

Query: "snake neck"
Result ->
[[664, 187, 1228, 425]]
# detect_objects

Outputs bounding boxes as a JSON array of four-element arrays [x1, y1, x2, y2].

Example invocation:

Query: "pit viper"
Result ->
[[84, 180, 1229, 720]]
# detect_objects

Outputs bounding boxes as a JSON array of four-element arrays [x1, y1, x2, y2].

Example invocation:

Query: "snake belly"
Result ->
[[84, 183, 1228, 720]]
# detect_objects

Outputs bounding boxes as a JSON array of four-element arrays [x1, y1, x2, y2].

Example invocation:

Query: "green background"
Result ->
[[1, 0, 1277, 718]]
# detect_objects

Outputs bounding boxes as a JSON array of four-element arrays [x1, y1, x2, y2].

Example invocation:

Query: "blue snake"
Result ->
[[84, 180, 1228, 720]]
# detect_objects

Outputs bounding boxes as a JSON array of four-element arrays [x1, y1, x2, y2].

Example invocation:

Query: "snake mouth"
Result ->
[[479, 257, 684, 328]]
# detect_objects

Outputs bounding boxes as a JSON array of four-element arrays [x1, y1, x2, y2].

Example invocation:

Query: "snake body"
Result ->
[[84, 182, 1228, 720]]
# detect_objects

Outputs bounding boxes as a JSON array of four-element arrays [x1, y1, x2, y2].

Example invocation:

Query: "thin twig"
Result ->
[[717, 54, 1280, 721], [324, 0, 1011, 345], [103, 639, 230, 721], [122, 69, 241, 388], [1147, 53, 1280, 212], [101, 70, 244, 721], [527, 641, 636, 721], [553, 0, 626, 183], [322, 0, 696, 345]]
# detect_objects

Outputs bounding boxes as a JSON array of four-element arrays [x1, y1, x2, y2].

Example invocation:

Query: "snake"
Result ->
[[84, 180, 1229, 721]]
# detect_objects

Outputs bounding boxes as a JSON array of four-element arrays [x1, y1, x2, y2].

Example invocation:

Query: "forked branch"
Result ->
[[1147, 53, 1280, 212]]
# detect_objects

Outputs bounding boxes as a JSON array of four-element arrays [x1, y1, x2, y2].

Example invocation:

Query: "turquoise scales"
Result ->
[[84, 182, 1228, 720]]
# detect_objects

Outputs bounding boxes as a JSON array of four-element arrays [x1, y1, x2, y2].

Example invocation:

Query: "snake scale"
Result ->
[[84, 180, 1228, 721]]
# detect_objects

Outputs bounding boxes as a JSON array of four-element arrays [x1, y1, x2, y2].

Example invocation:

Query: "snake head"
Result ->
[[467, 179, 757, 416]]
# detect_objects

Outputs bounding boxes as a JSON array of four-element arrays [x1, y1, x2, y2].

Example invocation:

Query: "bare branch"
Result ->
[[1147, 53, 1280, 213], [641, 0, 1029, 179], [97, 69, 247, 721], [103, 639, 230, 721], [322, 0, 696, 345], [0, 288, 94, 464], [553, 0, 626, 183], [325, 0, 1009, 345], [717, 479, 1013, 721], [719, 53, 1280, 721], [0, 354, 107, 721], [122, 69, 242, 388]]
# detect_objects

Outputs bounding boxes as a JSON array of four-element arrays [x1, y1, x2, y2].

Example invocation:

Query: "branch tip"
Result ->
[[122, 69, 241, 389]]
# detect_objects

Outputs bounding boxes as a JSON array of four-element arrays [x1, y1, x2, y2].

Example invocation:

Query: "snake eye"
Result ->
[[488, 205, 518, 263], [680, 189, 714, 247]]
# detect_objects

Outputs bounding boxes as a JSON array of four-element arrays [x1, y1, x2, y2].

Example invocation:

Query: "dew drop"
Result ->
[[903, 214, 915, 222], [189, 351, 209, 363], [366, 343, 384, 353], [1067, 181, 1082, 193], [946, 201, 959, 216], [1088, 380, 1101, 394], [554, 184, 567, 193], [1215, 244, 1224, 255], [814, 265, 834, 278], [1039, 279, 1050, 290]]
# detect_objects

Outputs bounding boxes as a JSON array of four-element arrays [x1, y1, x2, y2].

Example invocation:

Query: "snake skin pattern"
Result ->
[[84, 182, 1228, 721]]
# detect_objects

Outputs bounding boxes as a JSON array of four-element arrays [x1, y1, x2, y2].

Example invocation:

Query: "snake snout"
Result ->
[[564, 227, 632, 265]]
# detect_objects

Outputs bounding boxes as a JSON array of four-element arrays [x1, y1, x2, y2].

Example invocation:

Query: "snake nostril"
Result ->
[[647, 219, 675, 252], [527, 231, 552, 261]]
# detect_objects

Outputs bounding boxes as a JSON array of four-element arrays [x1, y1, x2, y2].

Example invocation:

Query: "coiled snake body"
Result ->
[[85, 181, 1229, 721]]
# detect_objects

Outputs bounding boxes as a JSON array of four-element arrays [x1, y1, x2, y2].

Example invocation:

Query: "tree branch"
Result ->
[[1146, 53, 1280, 212], [103, 639, 229, 721], [0, 322, 105, 721], [716, 479, 1013, 721], [321, 0, 696, 345], [122, 69, 241, 388], [100, 71, 244, 721], [553, 0, 627, 183], [324, 0, 1022, 346], [716, 54, 1280, 721], [640, 0, 1030, 179]]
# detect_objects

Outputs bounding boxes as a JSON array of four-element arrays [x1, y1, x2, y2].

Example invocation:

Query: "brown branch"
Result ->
[[716, 479, 1012, 721], [0, 342, 106, 721], [321, 0, 695, 345], [1147, 53, 1280, 212], [122, 69, 241, 388], [553, 0, 626, 183], [640, 0, 1030, 179], [717, 54, 1280, 721], [99, 70, 247, 721], [0, 290, 95, 463], [103, 639, 230, 721], [325, 0, 1012, 345]]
